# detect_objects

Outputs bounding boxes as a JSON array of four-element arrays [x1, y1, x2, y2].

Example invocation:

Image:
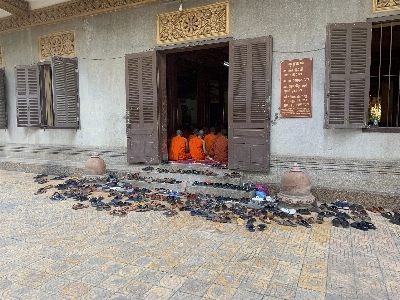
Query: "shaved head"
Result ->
[[198, 130, 204, 138], [176, 130, 182, 136]]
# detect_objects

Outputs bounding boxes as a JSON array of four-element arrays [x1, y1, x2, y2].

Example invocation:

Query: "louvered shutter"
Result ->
[[51, 56, 79, 128], [228, 36, 272, 172], [15, 65, 40, 127], [0, 68, 6, 128], [325, 23, 371, 128], [125, 51, 159, 164]]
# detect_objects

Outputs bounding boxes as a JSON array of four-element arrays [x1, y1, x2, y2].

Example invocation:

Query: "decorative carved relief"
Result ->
[[0, 0, 159, 34], [39, 30, 76, 61], [157, 2, 229, 45], [0, 0, 29, 15], [0, 45, 2, 66], [374, 0, 400, 12]]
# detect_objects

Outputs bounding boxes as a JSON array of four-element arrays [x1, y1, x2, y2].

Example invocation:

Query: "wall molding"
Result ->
[[0, 0, 160, 35], [373, 0, 400, 12], [157, 1, 229, 45], [39, 30, 76, 61]]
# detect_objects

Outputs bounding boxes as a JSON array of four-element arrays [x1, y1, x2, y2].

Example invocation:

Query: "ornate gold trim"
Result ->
[[39, 30, 76, 61], [0, 0, 160, 35], [0, 45, 3, 66], [373, 0, 400, 12], [157, 2, 229, 45]]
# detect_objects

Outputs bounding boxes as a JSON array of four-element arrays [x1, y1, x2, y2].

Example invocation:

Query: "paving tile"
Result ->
[[205, 283, 236, 300], [159, 274, 187, 290], [169, 291, 203, 299], [178, 278, 213, 296], [77, 286, 113, 299], [80, 270, 110, 286], [120, 279, 152, 297], [143, 286, 174, 300], [59, 282, 92, 299]]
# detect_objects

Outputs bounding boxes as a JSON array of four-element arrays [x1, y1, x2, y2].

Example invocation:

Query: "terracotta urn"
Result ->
[[277, 163, 315, 206], [84, 152, 106, 175]]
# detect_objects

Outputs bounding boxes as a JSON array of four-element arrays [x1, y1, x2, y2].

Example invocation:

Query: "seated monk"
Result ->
[[189, 130, 208, 160], [169, 130, 190, 161], [204, 127, 216, 154], [209, 129, 228, 163], [188, 128, 198, 143]]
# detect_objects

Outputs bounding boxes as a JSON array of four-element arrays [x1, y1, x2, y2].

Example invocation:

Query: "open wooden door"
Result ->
[[51, 56, 79, 128], [228, 36, 272, 172], [126, 51, 159, 164]]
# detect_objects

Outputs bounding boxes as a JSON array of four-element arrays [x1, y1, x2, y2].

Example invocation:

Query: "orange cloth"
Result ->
[[189, 136, 206, 160], [210, 136, 228, 163], [169, 136, 190, 161], [204, 133, 216, 153], [188, 135, 196, 143]]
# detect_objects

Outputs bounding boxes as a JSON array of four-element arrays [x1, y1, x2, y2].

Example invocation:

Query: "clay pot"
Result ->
[[277, 163, 314, 206], [85, 153, 106, 175]]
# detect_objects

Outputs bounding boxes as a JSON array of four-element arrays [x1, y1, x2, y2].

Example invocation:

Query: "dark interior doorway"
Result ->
[[165, 44, 229, 136]]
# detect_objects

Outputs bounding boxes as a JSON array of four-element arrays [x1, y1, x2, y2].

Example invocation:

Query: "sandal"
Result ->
[[216, 224, 225, 232], [297, 219, 311, 228]]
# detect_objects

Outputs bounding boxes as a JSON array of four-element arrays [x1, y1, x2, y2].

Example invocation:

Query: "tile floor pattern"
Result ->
[[0, 170, 399, 299]]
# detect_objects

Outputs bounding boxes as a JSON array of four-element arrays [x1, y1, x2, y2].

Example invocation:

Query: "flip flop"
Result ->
[[216, 224, 225, 232], [237, 218, 244, 226]]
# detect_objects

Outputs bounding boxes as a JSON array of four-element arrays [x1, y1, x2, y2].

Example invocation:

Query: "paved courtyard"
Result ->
[[0, 169, 399, 299]]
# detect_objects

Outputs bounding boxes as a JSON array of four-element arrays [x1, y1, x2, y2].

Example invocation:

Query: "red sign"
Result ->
[[280, 58, 313, 118]]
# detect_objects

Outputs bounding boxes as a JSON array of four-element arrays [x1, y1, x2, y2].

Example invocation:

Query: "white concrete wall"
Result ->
[[0, 0, 399, 161]]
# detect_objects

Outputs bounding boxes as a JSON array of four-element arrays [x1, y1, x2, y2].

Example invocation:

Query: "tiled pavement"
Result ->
[[0, 170, 400, 299]]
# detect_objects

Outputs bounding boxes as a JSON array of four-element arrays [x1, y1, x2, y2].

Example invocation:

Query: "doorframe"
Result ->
[[156, 38, 232, 162]]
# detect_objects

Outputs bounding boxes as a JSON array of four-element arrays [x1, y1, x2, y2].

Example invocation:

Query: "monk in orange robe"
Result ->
[[210, 129, 228, 163], [189, 130, 208, 160], [169, 130, 190, 161], [188, 128, 198, 143], [204, 127, 216, 154]]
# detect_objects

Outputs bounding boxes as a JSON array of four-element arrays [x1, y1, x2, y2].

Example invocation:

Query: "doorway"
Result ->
[[164, 44, 229, 138], [126, 37, 272, 172]]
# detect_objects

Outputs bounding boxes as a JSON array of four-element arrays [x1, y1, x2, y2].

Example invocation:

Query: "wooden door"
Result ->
[[228, 36, 272, 172], [126, 51, 159, 164], [51, 56, 79, 128]]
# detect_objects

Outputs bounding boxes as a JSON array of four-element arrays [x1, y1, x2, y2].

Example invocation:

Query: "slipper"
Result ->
[[280, 208, 290, 214], [258, 224, 266, 231], [281, 220, 297, 227], [247, 224, 255, 232], [216, 224, 225, 232], [237, 218, 244, 226]]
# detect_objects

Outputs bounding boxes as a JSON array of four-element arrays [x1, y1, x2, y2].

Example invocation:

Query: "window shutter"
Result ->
[[229, 36, 272, 172], [325, 23, 371, 128], [0, 68, 6, 129], [15, 65, 40, 127], [125, 51, 159, 164], [51, 56, 79, 128]]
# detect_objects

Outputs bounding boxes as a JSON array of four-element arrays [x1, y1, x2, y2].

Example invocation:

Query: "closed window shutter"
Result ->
[[51, 56, 79, 128], [0, 68, 6, 129], [229, 36, 272, 172], [325, 23, 371, 128], [125, 51, 159, 164], [15, 65, 40, 127]]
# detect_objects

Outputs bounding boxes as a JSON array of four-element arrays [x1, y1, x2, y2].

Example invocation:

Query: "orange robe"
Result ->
[[210, 136, 228, 163], [189, 136, 206, 160], [204, 133, 216, 153], [169, 136, 190, 161]]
